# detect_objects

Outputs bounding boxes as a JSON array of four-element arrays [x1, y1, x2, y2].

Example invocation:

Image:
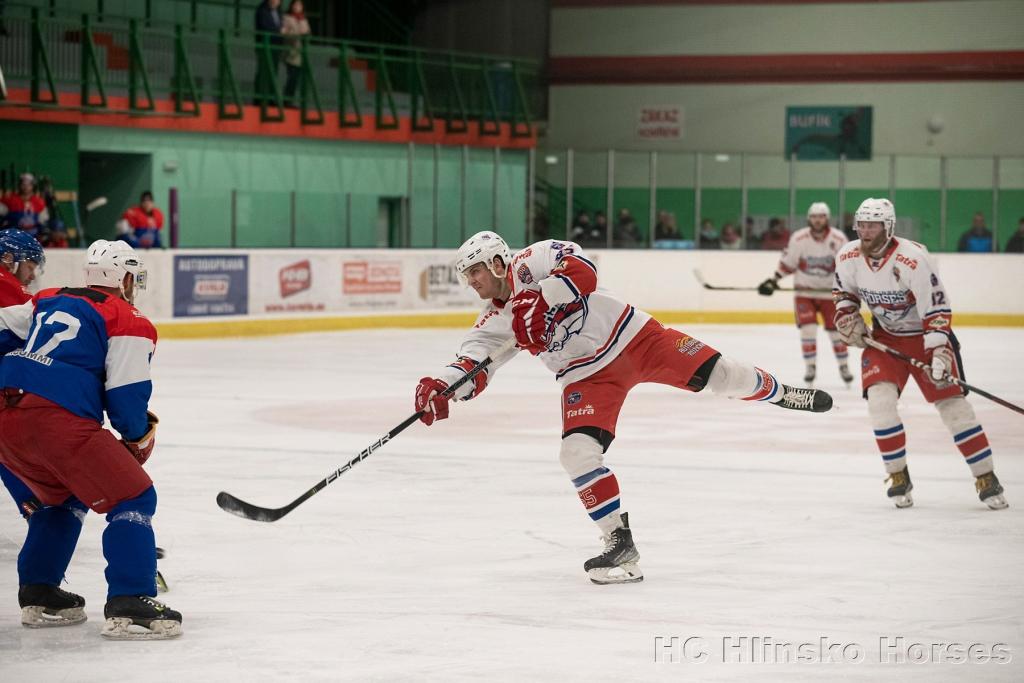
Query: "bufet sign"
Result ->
[[636, 105, 684, 140]]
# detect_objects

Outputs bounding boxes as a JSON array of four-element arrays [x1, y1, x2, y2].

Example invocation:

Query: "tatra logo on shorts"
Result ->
[[675, 335, 705, 357], [566, 404, 596, 418], [566, 391, 582, 405]]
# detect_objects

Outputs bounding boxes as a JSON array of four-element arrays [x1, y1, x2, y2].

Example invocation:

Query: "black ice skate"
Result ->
[[19, 584, 87, 628], [839, 364, 855, 385], [102, 595, 183, 640], [975, 472, 1008, 510], [774, 385, 832, 413], [803, 364, 816, 384], [886, 466, 914, 508], [584, 512, 643, 585], [156, 546, 168, 593]]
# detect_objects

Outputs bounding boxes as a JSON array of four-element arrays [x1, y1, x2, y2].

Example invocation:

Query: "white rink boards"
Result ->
[[0, 324, 1021, 682]]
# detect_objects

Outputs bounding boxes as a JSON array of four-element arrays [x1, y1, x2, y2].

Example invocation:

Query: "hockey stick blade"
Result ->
[[865, 338, 1024, 416], [692, 268, 828, 293], [216, 337, 519, 522]]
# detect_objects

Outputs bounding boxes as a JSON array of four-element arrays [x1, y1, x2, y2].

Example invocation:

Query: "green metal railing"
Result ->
[[0, 7, 539, 133]]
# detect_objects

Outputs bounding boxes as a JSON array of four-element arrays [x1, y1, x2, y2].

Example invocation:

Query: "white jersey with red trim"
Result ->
[[776, 226, 847, 299], [438, 239, 651, 396], [833, 238, 952, 351]]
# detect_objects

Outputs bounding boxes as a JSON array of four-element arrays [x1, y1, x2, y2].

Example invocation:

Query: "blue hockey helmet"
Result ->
[[0, 229, 45, 272]]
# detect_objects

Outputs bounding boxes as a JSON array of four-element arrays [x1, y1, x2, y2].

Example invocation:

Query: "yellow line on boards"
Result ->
[[156, 311, 1024, 339]]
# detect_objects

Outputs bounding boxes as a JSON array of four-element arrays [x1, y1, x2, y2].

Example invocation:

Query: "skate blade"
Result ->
[[982, 494, 1008, 510], [156, 570, 169, 593], [21, 606, 87, 628], [891, 493, 914, 509], [587, 562, 644, 585], [101, 617, 182, 640]]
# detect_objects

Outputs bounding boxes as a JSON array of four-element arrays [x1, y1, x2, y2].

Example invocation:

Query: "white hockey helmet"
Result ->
[[454, 230, 512, 285], [807, 202, 831, 219], [854, 197, 896, 241], [84, 239, 147, 296]]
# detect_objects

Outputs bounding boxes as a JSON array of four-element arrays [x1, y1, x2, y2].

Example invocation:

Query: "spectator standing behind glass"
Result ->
[[720, 223, 742, 250], [957, 212, 994, 252], [760, 217, 790, 250], [654, 210, 680, 240], [254, 0, 284, 105], [282, 1, 311, 107], [1005, 217, 1024, 253], [117, 191, 164, 249], [570, 210, 592, 244], [0, 174, 48, 236], [614, 208, 640, 248], [698, 219, 720, 249]]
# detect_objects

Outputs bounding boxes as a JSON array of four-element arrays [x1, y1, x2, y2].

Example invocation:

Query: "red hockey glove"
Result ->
[[835, 308, 868, 348], [926, 344, 956, 387], [123, 411, 159, 465], [415, 377, 451, 426], [510, 289, 551, 355]]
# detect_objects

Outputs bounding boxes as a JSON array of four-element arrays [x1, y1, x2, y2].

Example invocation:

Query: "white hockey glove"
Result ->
[[926, 344, 955, 387], [835, 309, 868, 348]]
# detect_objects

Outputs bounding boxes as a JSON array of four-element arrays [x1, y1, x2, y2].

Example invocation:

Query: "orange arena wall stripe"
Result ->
[[0, 89, 537, 149]]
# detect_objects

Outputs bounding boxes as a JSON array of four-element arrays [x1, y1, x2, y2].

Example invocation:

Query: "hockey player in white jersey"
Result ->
[[415, 231, 834, 584], [833, 198, 1007, 510], [758, 202, 852, 384]]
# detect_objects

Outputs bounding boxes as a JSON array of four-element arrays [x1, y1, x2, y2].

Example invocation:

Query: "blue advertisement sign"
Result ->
[[173, 254, 249, 317]]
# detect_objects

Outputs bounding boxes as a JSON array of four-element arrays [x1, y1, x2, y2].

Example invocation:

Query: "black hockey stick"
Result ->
[[864, 338, 1024, 416], [692, 269, 830, 294], [216, 337, 519, 522]]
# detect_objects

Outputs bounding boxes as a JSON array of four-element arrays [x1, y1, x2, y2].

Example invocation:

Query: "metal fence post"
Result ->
[[992, 156, 1000, 253], [693, 152, 702, 244], [838, 153, 846, 234], [406, 141, 414, 247], [460, 144, 468, 242], [788, 152, 797, 237], [606, 149, 614, 249], [939, 156, 948, 251], [492, 146, 501, 232], [527, 147, 536, 244], [888, 154, 896, 201], [230, 189, 237, 248], [740, 153, 748, 248], [648, 150, 657, 249], [432, 143, 440, 248], [566, 148, 574, 240], [289, 190, 297, 247]]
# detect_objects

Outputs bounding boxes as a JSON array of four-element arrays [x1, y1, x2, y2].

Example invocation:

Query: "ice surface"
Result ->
[[1, 324, 1021, 682]]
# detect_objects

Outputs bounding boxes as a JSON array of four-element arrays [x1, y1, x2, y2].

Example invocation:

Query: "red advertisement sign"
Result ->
[[343, 260, 402, 295], [279, 259, 312, 298]]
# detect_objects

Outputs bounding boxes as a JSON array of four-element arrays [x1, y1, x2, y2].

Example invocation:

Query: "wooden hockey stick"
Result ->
[[864, 338, 1024, 416], [692, 269, 830, 294], [216, 337, 519, 522]]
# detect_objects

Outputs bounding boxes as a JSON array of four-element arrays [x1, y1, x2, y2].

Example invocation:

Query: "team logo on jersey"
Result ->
[[892, 265, 901, 283], [928, 316, 950, 329], [517, 263, 534, 285], [674, 334, 705, 356], [566, 391, 582, 405], [862, 357, 870, 368], [544, 299, 588, 352], [931, 274, 939, 286]]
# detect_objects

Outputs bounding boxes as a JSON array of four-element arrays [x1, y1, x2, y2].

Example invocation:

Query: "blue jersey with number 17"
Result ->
[[1, 287, 157, 441]]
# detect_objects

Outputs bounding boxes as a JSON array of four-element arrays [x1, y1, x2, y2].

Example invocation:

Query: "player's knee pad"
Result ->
[[866, 382, 900, 426], [799, 323, 818, 337], [936, 396, 978, 433], [559, 432, 605, 479], [706, 356, 757, 398], [106, 485, 157, 525]]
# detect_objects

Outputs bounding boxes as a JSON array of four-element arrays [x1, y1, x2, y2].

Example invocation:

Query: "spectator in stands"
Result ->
[[743, 216, 758, 247], [614, 208, 641, 248], [590, 211, 609, 247], [1005, 217, 1024, 253], [254, 0, 284, 105], [570, 210, 592, 244], [282, 0, 311, 107], [760, 217, 790, 250], [720, 222, 742, 250], [654, 210, 680, 240], [117, 191, 164, 249], [958, 211, 994, 252], [698, 219, 720, 249], [0, 173, 48, 237]]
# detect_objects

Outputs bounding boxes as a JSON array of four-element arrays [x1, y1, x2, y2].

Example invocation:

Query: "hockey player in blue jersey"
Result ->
[[0, 239, 182, 639], [0, 230, 44, 518]]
